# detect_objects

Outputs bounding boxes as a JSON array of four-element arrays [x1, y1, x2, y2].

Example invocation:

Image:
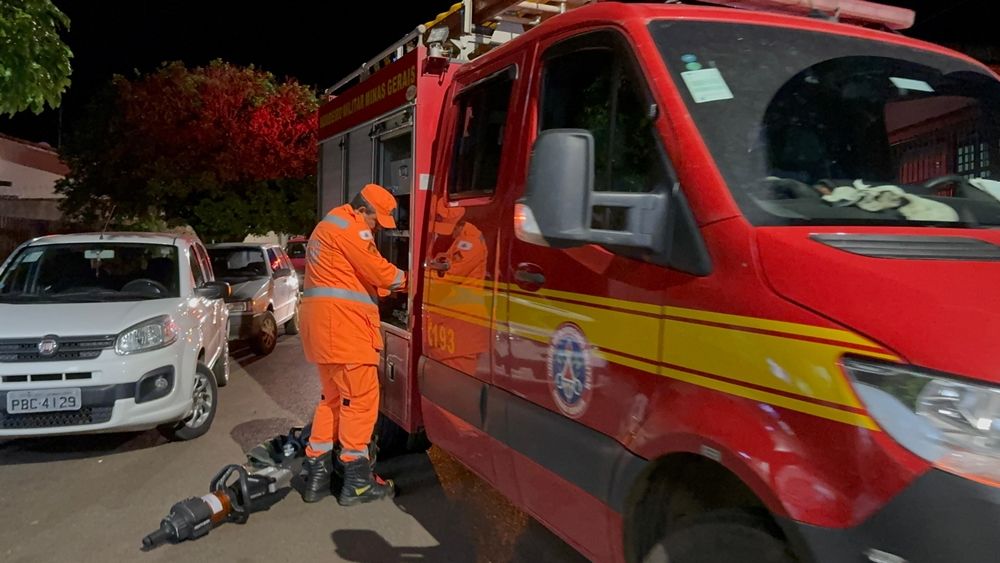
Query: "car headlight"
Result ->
[[227, 300, 251, 313], [115, 315, 179, 355], [845, 358, 1000, 485]]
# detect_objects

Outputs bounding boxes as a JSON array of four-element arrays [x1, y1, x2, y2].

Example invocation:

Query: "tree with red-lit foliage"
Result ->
[[57, 60, 317, 241]]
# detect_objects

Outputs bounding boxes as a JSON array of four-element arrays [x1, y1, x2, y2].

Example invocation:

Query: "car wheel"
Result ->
[[159, 364, 218, 441], [212, 339, 230, 387], [284, 301, 300, 335], [251, 311, 278, 356], [642, 509, 797, 563]]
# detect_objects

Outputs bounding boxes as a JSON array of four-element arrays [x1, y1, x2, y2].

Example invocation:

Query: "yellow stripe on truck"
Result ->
[[423, 275, 885, 428]]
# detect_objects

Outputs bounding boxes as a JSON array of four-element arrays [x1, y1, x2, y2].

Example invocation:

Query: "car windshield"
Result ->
[[0, 242, 180, 303], [286, 242, 306, 259], [651, 20, 1000, 227], [208, 248, 268, 280]]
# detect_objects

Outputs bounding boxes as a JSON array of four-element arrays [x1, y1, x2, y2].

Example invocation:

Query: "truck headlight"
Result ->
[[845, 358, 1000, 484], [227, 300, 251, 313], [116, 315, 178, 355]]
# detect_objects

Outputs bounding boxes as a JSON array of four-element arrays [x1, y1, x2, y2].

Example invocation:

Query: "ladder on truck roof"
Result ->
[[324, 0, 914, 96], [324, 0, 596, 96]]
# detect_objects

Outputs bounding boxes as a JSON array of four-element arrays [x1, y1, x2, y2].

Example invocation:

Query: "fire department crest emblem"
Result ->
[[547, 324, 593, 419]]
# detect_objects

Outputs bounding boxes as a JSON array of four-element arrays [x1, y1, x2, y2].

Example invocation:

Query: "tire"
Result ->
[[374, 412, 431, 459], [251, 311, 278, 356], [159, 364, 218, 441], [212, 339, 231, 387], [643, 509, 797, 563], [284, 301, 300, 335]]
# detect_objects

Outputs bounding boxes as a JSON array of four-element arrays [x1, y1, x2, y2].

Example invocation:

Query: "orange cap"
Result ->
[[432, 199, 466, 235], [360, 184, 397, 229]]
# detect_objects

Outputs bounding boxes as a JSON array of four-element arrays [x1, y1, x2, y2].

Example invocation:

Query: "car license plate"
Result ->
[[6, 388, 82, 414]]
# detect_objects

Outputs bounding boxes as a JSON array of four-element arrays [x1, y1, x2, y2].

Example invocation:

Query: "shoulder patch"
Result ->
[[359, 230, 373, 241]]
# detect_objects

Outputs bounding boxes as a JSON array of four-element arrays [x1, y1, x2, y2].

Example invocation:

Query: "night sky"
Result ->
[[1, 0, 993, 146]]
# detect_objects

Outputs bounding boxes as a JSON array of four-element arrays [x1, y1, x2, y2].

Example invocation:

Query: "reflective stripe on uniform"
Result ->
[[389, 268, 404, 290], [341, 448, 369, 459], [303, 286, 376, 306], [324, 215, 350, 229], [309, 441, 334, 452]]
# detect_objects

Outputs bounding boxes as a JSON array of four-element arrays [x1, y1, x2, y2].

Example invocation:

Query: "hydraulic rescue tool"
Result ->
[[140, 425, 310, 550]]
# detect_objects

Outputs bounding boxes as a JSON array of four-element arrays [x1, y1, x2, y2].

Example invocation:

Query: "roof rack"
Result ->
[[324, 0, 914, 95], [324, 1, 597, 95]]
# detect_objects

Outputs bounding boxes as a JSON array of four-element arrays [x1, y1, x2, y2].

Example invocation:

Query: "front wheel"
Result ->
[[643, 509, 797, 563], [159, 364, 218, 441], [252, 311, 278, 356]]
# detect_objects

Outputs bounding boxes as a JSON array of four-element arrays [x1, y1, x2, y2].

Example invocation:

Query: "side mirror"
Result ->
[[273, 267, 292, 278], [515, 129, 670, 254], [195, 280, 231, 300]]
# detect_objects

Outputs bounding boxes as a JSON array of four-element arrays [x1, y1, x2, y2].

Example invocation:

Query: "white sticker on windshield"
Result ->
[[889, 77, 934, 92], [21, 250, 43, 263], [680, 68, 734, 104]]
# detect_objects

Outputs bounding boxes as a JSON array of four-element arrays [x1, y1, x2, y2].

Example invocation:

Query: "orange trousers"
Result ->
[[305, 364, 379, 461]]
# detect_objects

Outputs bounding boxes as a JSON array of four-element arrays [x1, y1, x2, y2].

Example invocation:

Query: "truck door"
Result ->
[[421, 59, 522, 483], [497, 30, 681, 555]]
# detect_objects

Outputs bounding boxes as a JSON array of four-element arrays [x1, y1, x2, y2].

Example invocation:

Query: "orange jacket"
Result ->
[[300, 204, 406, 365]]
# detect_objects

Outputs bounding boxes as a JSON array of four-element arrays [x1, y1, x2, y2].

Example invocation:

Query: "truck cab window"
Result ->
[[449, 70, 515, 197], [540, 36, 670, 229]]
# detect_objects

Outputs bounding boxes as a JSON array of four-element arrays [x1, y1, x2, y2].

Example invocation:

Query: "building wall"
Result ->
[[0, 160, 63, 200], [0, 135, 67, 260]]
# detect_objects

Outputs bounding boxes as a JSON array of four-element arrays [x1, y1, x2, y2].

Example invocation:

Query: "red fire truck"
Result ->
[[315, 1, 1000, 561]]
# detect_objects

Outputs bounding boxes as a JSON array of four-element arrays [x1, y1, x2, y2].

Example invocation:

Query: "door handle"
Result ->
[[426, 259, 450, 272], [514, 263, 545, 289]]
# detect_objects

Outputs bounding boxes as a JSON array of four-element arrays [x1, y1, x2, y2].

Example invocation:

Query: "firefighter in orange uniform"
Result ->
[[299, 183, 406, 505]]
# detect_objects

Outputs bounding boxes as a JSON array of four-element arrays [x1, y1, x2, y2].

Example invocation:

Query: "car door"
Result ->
[[188, 244, 218, 362], [189, 243, 221, 364], [421, 55, 523, 487]]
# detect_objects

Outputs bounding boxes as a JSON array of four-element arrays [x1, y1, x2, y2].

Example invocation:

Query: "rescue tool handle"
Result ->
[[211, 464, 252, 522]]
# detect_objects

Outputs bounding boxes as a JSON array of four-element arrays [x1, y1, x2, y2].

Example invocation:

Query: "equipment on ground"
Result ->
[[140, 425, 310, 550]]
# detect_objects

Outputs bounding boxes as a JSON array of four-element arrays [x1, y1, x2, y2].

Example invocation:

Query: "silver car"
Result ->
[[206, 243, 300, 356]]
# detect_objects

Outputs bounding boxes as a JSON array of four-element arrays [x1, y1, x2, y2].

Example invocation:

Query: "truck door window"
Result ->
[[449, 70, 515, 197], [541, 34, 671, 230]]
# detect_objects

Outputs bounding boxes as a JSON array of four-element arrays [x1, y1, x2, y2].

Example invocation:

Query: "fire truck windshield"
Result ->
[[652, 20, 1000, 227]]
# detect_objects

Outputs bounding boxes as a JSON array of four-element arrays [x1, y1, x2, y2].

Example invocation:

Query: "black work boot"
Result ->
[[301, 451, 333, 503], [337, 457, 395, 506], [331, 442, 378, 480]]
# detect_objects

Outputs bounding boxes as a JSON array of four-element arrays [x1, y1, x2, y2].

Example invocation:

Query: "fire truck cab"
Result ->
[[316, 2, 1000, 562]]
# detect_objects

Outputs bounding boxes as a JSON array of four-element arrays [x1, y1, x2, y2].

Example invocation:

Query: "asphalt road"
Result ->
[[0, 334, 587, 563]]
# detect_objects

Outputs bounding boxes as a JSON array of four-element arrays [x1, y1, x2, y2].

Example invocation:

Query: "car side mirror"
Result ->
[[515, 129, 670, 254], [273, 267, 292, 278], [195, 280, 231, 300]]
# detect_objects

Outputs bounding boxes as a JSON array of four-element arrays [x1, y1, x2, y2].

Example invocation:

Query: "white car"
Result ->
[[0, 232, 231, 441]]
